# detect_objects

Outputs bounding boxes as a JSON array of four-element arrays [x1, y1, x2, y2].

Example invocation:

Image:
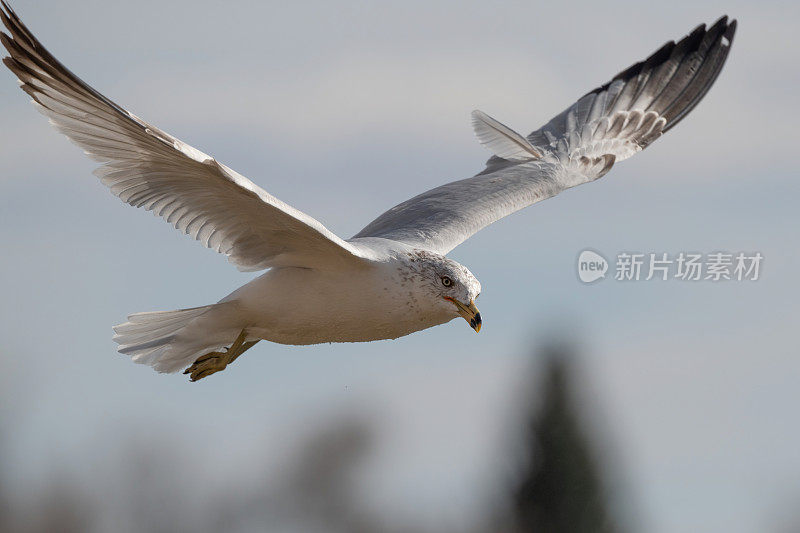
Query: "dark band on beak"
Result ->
[[470, 312, 481, 331], [444, 297, 482, 333]]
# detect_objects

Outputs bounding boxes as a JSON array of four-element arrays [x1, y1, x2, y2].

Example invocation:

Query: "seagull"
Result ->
[[0, 3, 736, 381]]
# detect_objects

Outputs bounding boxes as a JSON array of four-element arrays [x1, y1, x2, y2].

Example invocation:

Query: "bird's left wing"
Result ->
[[354, 17, 735, 255], [0, 2, 368, 271]]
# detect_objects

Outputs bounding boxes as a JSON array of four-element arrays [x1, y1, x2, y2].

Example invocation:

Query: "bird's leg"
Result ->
[[184, 329, 258, 382], [226, 340, 259, 365]]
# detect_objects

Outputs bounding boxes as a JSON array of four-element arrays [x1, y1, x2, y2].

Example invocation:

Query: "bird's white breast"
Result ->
[[222, 259, 452, 345]]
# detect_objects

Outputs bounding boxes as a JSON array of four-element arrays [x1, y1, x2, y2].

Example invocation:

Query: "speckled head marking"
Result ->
[[397, 249, 482, 331]]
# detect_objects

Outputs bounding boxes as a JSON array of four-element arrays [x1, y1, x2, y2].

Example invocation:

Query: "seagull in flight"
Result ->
[[0, 3, 736, 381]]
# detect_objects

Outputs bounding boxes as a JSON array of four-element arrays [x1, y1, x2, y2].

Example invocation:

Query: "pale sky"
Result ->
[[0, 1, 798, 532]]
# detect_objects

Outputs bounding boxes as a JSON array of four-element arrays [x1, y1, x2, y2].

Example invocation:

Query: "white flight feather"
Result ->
[[470, 109, 542, 161]]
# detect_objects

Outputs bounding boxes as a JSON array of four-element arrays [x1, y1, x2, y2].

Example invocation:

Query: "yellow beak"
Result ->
[[445, 297, 482, 332]]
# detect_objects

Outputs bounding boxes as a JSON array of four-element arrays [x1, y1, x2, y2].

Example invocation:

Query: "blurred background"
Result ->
[[0, 0, 797, 531]]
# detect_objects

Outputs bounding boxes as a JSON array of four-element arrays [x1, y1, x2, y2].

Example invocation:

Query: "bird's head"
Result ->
[[401, 250, 482, 332]]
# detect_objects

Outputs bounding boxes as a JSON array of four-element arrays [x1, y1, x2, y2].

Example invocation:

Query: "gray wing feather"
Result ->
[[353, 161, 567, 254], [354, 17, 736, 255]]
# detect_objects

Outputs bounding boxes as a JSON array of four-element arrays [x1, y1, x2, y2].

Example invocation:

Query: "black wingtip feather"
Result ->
[[726, 19, 738, 44], [583, 16, 736, 140], [587, 17, 734, 95], [658, 16, 736, 134]]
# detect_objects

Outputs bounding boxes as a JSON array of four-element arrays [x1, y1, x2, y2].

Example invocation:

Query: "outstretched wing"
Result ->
[[0, 2, 367, 271], [353, 17, 736, 255]]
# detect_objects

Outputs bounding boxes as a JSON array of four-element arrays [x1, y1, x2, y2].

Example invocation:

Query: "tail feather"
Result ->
[[113, 305, 222, 373]]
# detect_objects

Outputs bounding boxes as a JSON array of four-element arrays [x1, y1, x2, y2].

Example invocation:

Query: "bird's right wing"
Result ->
[[353, 17, 736, 255], [0, 2, 368, 272]]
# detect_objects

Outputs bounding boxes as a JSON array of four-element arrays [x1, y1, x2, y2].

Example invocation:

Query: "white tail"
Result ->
[[113, 305, 222, 373]]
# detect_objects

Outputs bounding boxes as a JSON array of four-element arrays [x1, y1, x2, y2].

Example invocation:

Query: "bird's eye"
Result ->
[[441, 276, 453, 287]]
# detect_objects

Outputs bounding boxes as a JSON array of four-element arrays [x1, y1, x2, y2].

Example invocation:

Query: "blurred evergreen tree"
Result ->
[[509, 343, 620, 533], [0, 431, 8, 533]]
